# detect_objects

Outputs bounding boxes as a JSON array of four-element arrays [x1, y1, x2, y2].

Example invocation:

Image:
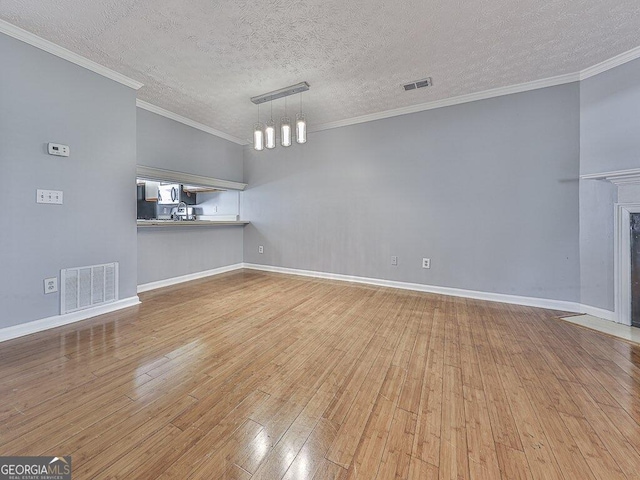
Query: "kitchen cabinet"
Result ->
[[157, 184, 197, 205], [144, 181, 160, 201]]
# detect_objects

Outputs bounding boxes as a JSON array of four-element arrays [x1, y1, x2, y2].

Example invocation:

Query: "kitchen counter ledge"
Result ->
[[137, 220, 249, 228]]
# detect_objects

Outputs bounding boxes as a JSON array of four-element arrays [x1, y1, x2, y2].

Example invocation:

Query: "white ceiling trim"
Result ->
[[0, 19, 143, 90], [2, 17, 640, 140], [136, 100, 247, 145], [579, 45, 640, 81], [311, 43, 640, 133], [310, 72, 580, 133]]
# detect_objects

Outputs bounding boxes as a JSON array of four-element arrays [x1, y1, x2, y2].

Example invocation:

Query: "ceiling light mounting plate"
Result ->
[[251, 82, 310, 105]]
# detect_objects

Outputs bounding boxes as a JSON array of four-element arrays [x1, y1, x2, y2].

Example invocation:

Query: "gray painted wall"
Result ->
[[578, 180, 616, 311], [243, 84, 581, 302], [136, 109, 244, 285], [0, 33, 138, 328], [137, 109, 243, 182], [197, 190, 241, 217], [5, 24, 635, 320], [580, 58, 640, 175], [137, 227, 243, 284], [579, 57, 640, 311]]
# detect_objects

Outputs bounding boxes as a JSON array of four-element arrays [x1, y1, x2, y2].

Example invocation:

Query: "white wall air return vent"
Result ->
[[61, 262, 118, 314], [403, 77, 433, 91]]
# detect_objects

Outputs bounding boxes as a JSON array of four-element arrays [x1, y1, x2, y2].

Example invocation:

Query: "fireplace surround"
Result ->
[[583, 168, 640, 326]]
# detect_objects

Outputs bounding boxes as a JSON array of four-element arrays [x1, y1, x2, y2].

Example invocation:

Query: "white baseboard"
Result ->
[[1, 266, 618, 344], [242, 263, 604, 316], [137, 263, 244, 293], [0, 296, 140, 343]]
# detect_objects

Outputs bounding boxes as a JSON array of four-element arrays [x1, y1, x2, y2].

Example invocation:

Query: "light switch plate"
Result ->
[[48, 143, 70, 157], [37, 189, 63, 204]]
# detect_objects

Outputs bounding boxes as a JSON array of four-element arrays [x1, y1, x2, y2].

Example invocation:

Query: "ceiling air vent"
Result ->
[[403, 77, 433, 91]]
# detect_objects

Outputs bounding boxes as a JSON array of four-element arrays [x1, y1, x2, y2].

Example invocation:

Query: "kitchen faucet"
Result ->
[[174, 201, 187, 221]]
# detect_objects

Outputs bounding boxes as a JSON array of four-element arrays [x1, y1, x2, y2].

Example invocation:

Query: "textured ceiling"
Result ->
[[2, 0, 640, 141]]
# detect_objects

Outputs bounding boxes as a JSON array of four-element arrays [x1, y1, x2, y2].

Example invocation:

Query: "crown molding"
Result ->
[[311, 72, 580, 133], [3, 16, 639, 138], [0, 19, 143, 90], [136, 99, 248, 145], [311, 42, 640, 133], [579, 45, 640, 81]]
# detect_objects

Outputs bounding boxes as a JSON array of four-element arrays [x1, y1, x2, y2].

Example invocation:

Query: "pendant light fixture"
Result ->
[[296, 91, 307, 144], [253, 103, 264, 151], [281, 97, 292, 147], [250, 82, 309, 151], [265, 101, 276, 149]]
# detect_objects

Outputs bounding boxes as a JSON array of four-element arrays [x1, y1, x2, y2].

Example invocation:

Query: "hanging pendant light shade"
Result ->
[[265, 101, 276, 149], [296, 113, 306, 144], [296, 92, 306, 144], [265, 120, 276, 149], [253, 103, 264, 151], [253, 123, 264, 151], [281, 116, 292, 147], [281, 96, 291, 147]]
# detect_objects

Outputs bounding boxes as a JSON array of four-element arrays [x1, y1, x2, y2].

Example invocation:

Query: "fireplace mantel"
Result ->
[[581, 168, 640, 186]]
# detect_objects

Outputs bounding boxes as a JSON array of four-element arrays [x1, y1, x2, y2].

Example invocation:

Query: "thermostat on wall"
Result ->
[[48, 143, 70, 157]]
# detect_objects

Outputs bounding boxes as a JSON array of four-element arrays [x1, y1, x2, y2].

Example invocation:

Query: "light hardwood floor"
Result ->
[[2, 270, 640, 479]]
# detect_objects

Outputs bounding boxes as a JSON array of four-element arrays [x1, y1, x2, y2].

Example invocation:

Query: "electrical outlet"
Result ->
[[44, 277, 58, 294], [391, 256, 398, 266], [36, 189, 63, 204], [422, 258, 431, 269], [258, 245, 264, 254]]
